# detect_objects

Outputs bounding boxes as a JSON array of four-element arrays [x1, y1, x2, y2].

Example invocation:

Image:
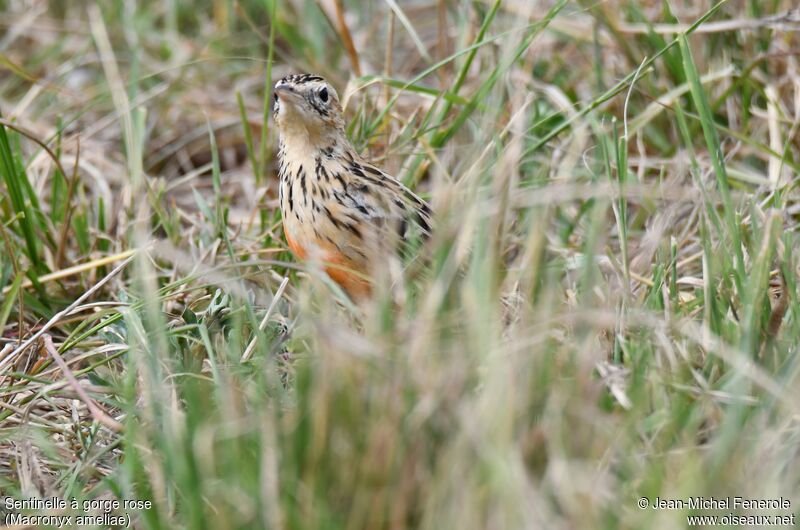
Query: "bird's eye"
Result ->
[[319, 87, 329, 103]]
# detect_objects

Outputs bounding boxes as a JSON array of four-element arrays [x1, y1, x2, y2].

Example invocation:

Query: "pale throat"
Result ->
[[278, 124, 345, 169]]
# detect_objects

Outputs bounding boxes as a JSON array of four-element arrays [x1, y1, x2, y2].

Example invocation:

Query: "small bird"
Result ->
[[272, 73, 431, 299]]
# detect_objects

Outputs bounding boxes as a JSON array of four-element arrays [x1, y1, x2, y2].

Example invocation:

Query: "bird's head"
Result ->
[[273, 74, 345, 140]]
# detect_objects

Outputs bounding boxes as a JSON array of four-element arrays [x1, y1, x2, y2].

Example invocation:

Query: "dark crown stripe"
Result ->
[[281, 73, 325, 85]]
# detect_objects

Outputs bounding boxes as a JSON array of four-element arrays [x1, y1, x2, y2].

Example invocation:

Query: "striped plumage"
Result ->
[[273, 74, 431, 298]]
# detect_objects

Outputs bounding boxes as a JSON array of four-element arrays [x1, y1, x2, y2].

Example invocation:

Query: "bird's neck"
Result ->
[[278, 129, 351, 170]]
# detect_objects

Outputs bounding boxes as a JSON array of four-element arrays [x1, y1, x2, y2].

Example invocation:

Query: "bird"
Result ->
[[272, 73, 432, 299]]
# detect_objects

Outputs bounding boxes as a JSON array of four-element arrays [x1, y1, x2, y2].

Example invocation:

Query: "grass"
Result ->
[[1, 0, 799, 528]]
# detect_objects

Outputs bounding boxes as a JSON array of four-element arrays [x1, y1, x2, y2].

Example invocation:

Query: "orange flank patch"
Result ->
[[284, 227, 372, 299], [284, 231, 307, 260], [323, 255, 372, 299]]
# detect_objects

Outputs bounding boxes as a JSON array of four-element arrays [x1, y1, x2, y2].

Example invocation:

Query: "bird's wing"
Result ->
[[342, 155, 432, 239], [308, 149, 432, 275]]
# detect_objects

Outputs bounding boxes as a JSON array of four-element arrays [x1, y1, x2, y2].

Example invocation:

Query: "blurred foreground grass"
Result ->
[[1, 1, 799, 529]]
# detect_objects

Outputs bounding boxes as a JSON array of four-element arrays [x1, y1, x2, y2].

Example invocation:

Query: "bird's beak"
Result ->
[[274, 84, 299, 103]]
